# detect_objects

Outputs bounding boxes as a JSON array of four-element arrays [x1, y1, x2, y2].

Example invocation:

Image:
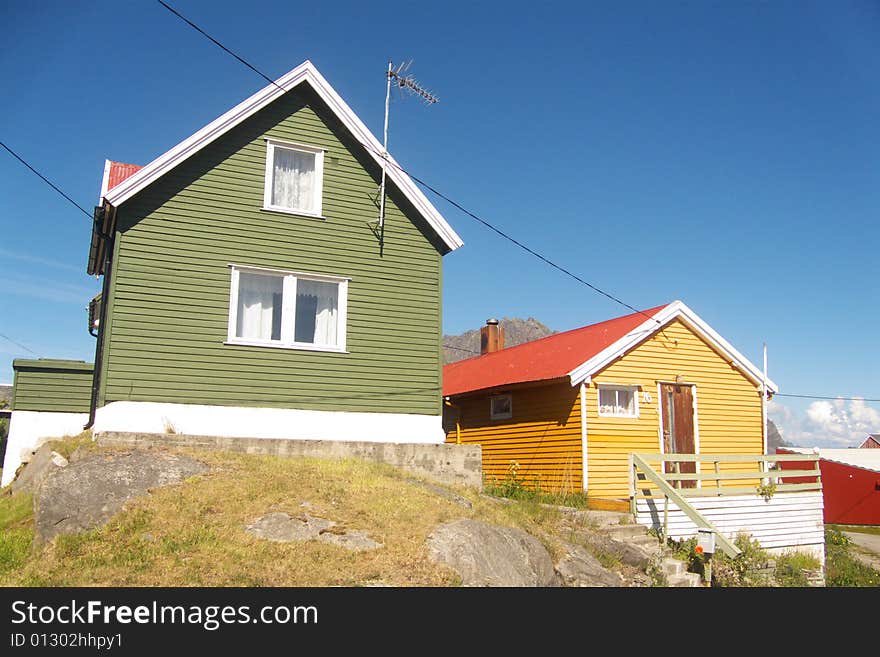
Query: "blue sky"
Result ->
[[0, 1, 877, 447]]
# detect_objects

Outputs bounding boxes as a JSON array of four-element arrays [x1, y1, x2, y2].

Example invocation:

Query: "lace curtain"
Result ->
[[272, 147, 316, 212]]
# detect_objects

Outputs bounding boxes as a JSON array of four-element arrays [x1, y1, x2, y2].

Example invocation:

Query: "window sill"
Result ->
[[260, 206, 327, 220], [597, 413, 639, 419], [224, 340, 347, 354]]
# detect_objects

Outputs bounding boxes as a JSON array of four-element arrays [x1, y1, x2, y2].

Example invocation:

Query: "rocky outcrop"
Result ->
[[244, 511, 383, 551], [33, 449, 208, 544], [427, 518, 562, 586], [11, 443, 69, 495], [555, 543, 625, 587]]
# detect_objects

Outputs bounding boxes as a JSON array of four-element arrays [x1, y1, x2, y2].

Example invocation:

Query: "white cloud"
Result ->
[[770, 397, 880, 448]]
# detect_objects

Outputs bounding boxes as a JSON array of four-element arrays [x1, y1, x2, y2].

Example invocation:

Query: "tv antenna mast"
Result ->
[[374, 59, 438, 252]]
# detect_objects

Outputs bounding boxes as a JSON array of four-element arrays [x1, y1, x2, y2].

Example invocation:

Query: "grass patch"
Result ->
[[825, 528, 880, 587], [483, 461, 589, 509], [827, 524, 880, 537], [46, 430, 95, 460], [775, 552, 821, 587], [0, 492, 34, 578]]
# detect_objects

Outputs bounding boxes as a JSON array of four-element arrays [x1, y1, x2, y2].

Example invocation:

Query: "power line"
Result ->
[[0, 140, 92, 219], [152, 0, 660, 327], [0, 333, 40, 357], [774, 393, 880, 403], [443, 344, 479, 354], [156, 0, 279, 90]]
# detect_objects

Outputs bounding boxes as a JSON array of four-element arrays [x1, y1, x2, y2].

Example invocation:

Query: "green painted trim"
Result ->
[[638, 453, 820, 464], [661, 469, 820, 482], [632, 453, 741, 558]]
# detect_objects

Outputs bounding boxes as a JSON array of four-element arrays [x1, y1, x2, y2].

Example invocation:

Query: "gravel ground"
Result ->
[[843, 531, 880, 572]]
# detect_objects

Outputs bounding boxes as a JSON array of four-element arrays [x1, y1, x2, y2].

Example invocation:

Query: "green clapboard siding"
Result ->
[[12, 359, 94, 413], [100, 86, 444, 415]]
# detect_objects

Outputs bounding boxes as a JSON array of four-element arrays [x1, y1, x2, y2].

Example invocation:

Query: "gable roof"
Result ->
[[443, 300, 778, 397], [99, 60, 463, 252], [859, 434, 880, 448]]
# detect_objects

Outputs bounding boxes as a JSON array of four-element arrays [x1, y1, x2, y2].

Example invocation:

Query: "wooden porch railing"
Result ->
[[629, 453, 822, 559]]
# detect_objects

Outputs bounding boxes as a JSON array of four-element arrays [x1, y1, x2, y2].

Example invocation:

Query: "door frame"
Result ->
[[656, 381, 702, 488]]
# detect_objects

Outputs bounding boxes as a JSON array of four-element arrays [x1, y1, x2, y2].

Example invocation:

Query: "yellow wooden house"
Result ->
[[442, 301, 778, 505]]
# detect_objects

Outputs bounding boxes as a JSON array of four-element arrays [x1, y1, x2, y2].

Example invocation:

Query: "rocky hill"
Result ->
[[443, 317, 555, 365]]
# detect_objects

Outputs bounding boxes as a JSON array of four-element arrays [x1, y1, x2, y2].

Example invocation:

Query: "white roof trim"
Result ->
[[99, 159, 111, 204], [567, 300, 778, 392], [103, 60, 463, 252]]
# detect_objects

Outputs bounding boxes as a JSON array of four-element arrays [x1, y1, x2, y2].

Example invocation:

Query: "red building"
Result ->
[[778, 448, 880, 526]]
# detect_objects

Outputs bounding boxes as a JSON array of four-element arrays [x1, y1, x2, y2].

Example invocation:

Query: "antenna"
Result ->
[[373, 59, 438, 253]]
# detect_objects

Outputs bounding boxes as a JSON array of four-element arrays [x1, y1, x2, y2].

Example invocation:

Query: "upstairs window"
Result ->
[[598, 384, 639, 418], [263, 139, 324, 217], [490, 394, 512, 420], [227, 265, 348, 352]]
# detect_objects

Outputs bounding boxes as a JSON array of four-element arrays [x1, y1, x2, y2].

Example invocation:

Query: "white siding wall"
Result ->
[[636, 492, 825, 563], [1, 410, 89, 487]]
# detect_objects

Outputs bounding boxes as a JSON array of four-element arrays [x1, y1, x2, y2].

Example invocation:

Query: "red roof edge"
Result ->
[[443, 304, 670, 397], [105, 161, 143, 195]]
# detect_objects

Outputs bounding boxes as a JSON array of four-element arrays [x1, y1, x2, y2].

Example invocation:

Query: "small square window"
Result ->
[[490, 394, 512, 420], [598, 385, 639, 418], [263, 140, 324, 216]]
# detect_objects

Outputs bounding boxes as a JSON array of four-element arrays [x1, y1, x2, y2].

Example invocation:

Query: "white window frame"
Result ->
[[262, 139, 325, 218], [597, 384, 640, 418], [490, 394, 513, 421], [225, 264, 348, 353]]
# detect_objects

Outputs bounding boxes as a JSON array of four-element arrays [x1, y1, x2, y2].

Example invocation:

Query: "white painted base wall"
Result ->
[[635, 492, 826, 564], [1, 410, 89, 487], [92, 401, 445, 445]]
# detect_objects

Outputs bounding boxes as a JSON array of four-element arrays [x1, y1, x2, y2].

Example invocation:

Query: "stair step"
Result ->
[[667, 572, 704, 587], [661, 559, 686, 577], [604, 524, 650, 540]]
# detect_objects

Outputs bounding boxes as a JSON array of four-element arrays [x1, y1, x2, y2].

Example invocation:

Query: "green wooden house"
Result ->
[[84, 60, 462, 443]]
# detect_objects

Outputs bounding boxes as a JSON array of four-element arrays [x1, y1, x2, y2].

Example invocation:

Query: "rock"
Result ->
[[427, 518, 561, 587], [555, 543, 624, 587], [33, 449, 208, 544], [410, 480, 473, 509], [319, 529, 383, 551], [245, 512, 382, 551], [572, 529, 654, 570], [246, 512, 334, 542], [11, 444, 69, 495]]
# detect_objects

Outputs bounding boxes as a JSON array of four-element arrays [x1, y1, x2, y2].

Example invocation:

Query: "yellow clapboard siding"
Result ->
[[585, 318, 763, 498], [446, 382, 582, 493]]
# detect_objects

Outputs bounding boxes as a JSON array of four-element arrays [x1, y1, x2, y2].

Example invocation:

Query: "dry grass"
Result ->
[[1, 446, 573, 587]]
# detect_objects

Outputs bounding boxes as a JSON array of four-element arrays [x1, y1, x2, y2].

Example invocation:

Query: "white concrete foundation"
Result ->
[[1, 410, 89, 487], [92, 401, 445, 445]]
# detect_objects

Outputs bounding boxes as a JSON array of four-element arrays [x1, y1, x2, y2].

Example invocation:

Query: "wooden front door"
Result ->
[[660, 384, 697, 488]]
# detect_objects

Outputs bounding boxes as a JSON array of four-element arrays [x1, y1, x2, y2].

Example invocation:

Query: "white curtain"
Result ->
[[295, 279, 337, 345], [237, 273, 282, 340], [272, 147, 315, 212]]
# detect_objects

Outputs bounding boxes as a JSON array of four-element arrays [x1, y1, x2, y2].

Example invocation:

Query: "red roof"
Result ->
[[106, 161, 143, 192], [443, 304, 669, 397]]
